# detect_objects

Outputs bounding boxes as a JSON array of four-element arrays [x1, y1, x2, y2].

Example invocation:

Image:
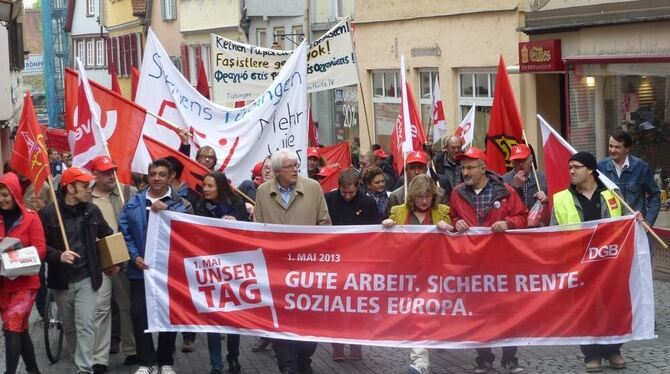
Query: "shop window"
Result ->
[[371, 70, 400, 148], [334, 86, 359, 143], [256, 28, 267, 48], [458, 71, 496, 148], [568, 63, 670, 175]]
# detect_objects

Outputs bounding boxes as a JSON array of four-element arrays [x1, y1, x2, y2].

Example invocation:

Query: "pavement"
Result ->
[[3, 274, 670, 374]]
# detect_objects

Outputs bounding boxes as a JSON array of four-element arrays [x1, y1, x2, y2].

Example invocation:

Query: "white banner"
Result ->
[[132, 29, 308, 185], [210, 19, 358, 102]]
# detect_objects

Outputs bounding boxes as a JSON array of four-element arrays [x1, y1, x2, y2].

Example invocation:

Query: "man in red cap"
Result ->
[[89, 156, 138, 372], [449, 147, 528, 374], [40, 167, 116, 374], [237, 161, 264, 201], [307, 147, 323, 180], [388, 151, 448, 214], [502, 144, 548, 226]]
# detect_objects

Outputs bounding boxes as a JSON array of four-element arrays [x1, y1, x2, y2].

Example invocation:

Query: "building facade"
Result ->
[[67, 0, 111, 87], [520, 0, 670, 179], [1, 0, 24, 166], [102, 0, 145, 96]]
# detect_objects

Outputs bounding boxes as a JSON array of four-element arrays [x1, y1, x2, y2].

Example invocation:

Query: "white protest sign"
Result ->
[[133, 28, 308, 185], [210, 19, 358, 102]]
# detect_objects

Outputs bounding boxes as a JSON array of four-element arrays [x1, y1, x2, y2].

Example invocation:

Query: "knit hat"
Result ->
[[569, 151, 599, 176]]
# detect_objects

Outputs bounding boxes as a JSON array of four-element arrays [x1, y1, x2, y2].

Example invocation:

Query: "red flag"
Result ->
[[65, 68, 147, 184], [42, 126, 69, 153], [131, 66, 140, 101], [110, 62, 122, 95], [196, 59, 210, 100], [308, 107, 319, 147], [389, 81, 426, 175], [320, 142, 351, 169], [486, 55, 524, 175], [317, 166, 341, 192], [10, 93, 50, 195], [144, 135, 209, 192]]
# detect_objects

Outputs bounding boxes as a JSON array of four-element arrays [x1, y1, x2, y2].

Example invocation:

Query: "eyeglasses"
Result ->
[[568, 165, 586, 171], [281, 163, 300, 170]]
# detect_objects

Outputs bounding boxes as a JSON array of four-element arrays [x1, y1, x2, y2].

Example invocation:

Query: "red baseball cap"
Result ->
[[509, 144, 531, 161], [60, 167, 96, 186], [456, 147, 487, 163], [251, 162, 263, 178], [307, 147, 320, 159], [405, 151, 428, 165], [90, 156, 117, 172], [373, 149, 388, 159]]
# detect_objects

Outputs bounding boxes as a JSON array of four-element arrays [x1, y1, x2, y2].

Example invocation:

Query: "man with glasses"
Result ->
[[551, 151, 627, 373], [254, 148, 331, 374], [449, 147, 528, 374], [196, 146, 218, 171]]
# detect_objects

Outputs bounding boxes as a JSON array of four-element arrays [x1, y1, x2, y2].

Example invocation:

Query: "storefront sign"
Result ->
[[24, 55, 44, 76], [519, 40, 564, 73]]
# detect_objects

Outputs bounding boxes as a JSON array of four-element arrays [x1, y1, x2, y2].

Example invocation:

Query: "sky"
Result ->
[[24, 0, 36, 8]]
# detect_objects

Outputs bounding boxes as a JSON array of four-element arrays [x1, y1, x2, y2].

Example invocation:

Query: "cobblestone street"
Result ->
[[2, 275, 668, 374]]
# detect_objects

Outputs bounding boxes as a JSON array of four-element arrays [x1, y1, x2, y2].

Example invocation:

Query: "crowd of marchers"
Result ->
[[0, 129, 659, 374]]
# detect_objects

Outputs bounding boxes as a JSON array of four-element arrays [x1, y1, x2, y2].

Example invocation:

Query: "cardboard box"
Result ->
[[97, 233, 130, 269], [0, 246, 41, 279]]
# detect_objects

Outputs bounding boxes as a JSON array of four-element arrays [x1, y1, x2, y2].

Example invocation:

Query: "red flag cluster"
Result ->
[[10, 93, 50, 196]]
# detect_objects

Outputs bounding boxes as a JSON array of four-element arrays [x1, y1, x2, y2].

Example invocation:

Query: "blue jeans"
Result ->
[[207, 333, 240, 369]]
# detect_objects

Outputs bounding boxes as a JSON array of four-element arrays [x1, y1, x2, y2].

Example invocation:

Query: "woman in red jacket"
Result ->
[[0, 172, 46, 374]]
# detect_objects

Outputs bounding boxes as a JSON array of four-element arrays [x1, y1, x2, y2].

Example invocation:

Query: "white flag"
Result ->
[[431, 77, 447, 143]]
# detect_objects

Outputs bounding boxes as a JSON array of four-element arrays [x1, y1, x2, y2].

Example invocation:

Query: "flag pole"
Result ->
[[348, 16, 373, 148], [234, 187, 255, 205], [403, 151, 408, 204], [521, 129, 542, 196], [610, 187, 667, 249], [46, 176, 72, 253]]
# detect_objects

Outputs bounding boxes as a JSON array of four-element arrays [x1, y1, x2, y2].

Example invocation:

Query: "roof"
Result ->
[[132, 0, 147, 17]]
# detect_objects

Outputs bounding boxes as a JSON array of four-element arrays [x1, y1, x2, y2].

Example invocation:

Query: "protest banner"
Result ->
[[210, 18, 357, 102], [133, 28, 308, 186], [144, 211, 654, 348]]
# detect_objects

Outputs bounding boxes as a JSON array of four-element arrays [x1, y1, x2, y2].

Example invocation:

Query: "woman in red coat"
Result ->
[[0, 172, 46, 374]]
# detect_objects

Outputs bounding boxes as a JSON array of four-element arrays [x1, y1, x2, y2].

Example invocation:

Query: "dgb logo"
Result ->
[[582, 244, 620, 263]]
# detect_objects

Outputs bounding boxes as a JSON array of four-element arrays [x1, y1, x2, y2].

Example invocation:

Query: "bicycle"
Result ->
[[42, 287, 64, 363]]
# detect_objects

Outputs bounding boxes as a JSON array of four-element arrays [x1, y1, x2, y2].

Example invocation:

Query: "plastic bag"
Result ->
[[527, 199, 546, 227]]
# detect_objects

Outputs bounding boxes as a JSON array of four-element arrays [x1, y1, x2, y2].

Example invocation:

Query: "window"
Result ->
[[86, 40, 95, 67], [77, 40, 85, 63], [96, 40, 105, 67], [419, 69, 439, 138], [86, 0, 95, 16], [458, 70, 497, 148], [273, 27, 285, 49], [162, 0, 177, 21], [371, 70, 401, 147], [256, 28, 267, 48], [292, 25, 304, 45], [8, 20, 24, 70], [183, 44, 211, 85]]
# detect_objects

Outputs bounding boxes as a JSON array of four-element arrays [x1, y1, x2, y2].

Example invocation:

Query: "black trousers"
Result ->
[[273, 339, 317, 373], [580, 344, 623, 362], [475, 346, 518, 365], [130, 279, 177, 366]]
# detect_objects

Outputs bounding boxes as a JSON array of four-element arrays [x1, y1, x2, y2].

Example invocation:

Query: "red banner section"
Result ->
[[145, 213, 654, 348]]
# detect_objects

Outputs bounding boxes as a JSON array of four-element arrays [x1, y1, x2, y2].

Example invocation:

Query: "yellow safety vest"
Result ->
[[553, 188, 622, 225]]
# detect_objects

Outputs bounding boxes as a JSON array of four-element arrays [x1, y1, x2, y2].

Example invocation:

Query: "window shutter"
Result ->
[[124, 34, 132, 77], [161, 0, 166, 21], [130, 33, 138, 71], [106, 38, 112, 73], [180, 44, 190, 81], [171, 0, 177, 20]]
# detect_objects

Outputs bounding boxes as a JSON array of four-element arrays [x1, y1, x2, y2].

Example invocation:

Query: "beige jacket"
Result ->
[[254, 176, 331, 226]]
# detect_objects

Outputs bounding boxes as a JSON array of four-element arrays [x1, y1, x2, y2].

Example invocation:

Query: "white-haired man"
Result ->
[[254, 148, 331, 374]]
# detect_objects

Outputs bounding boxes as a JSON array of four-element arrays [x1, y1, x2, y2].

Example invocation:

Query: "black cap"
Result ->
[[569, 151, 599, 176]]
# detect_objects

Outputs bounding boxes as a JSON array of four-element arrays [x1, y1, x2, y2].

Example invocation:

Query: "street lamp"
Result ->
[[0, 0, 17, 26]]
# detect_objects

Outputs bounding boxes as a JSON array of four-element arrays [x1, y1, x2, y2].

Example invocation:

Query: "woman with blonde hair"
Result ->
[[381, 174, 452, 374]]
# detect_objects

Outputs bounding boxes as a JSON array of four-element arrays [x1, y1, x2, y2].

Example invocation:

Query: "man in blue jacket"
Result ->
[[119, 159, 193, 374], [597, 131, 660, 251]]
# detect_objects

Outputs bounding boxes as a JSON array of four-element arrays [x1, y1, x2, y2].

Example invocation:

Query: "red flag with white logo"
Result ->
[[65, 66, 146, 184], [431, 77, 447, 143], [389, 66, 426, 175], [455, 105, 476, 150], [71, 58, 107, 172], [486, 55, 524, 174], [9, 92, 50, 195]]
